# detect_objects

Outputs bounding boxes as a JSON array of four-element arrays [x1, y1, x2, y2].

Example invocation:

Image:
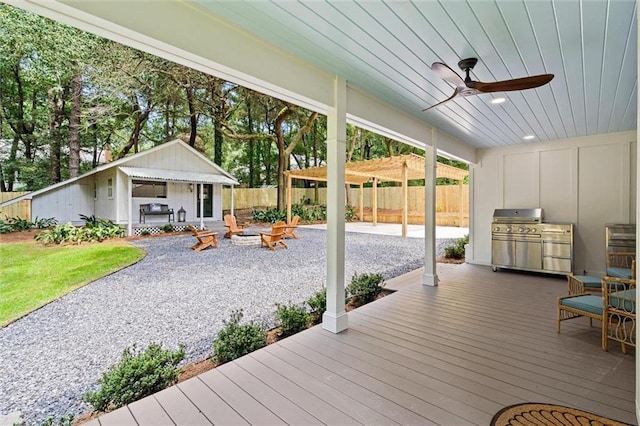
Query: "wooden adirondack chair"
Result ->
[[223, 214, 246, 238], [260, 221, 288, 250], [188, 225, 218, 251], [284, 215, 300, 239]]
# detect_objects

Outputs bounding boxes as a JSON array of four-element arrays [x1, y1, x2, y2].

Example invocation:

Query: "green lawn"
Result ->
[[0, 241, 145, 327]]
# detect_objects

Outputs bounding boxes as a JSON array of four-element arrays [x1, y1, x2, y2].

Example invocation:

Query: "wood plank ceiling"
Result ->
[[195, 0, 637, 149]]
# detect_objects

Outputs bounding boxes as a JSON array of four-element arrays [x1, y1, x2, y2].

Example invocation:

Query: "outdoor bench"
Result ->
[[139, 203, 174, 223]]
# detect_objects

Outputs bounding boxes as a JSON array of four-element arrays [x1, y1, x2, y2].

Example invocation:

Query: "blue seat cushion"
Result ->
[[574, 275, 602, 289], [609, 289, 636, 314], [606, 267, 632, 279], [560, 295, 603, 315]]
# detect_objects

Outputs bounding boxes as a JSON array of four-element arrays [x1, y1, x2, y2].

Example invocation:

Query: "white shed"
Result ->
[[1, 139, 238, 235]]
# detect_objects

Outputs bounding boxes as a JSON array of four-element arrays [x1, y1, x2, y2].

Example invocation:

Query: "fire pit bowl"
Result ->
[[231, 233, 261, 246]]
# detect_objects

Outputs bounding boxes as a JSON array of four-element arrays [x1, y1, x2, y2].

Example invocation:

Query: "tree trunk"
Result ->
[[185, 86, 197, 147], [214, 120, 223, 166], [69, 71, 82, 177], [117, 96, 151, 158], [246, 99, 256, 187], [48, 87, 65, 183]]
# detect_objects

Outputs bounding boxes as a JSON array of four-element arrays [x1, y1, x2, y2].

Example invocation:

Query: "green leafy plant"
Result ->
[[306, 288, 327, 323], [140, 229, 151, 236], [444, 234, 469, 260], [35, 219, 123, 244], [0, 216, 57, 233], [346, 272, 386, 306], [38, 415, 75, 426], [275, 302, 310, 337], [252, 208, 286, 223], [345, 205, 358, 222], [161, 223, 174, 233], [83, 342, 185, 412], [211, 310, 266, 364]]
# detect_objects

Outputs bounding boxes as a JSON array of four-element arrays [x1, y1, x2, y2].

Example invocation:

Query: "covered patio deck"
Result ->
[[86, 264, 635, 425]]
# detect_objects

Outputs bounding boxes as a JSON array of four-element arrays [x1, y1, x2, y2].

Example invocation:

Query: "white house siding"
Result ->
[[468, 130, 637, 276], [32, 178, 94, 225], [124, 143, 216, 174]]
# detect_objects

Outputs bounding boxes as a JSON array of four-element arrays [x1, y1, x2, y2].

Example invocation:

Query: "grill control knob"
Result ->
[[493, 227, 500, 232], [518, 227, 525, 232]]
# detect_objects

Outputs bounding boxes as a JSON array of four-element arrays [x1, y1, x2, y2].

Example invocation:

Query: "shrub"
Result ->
[[38, 415, 74, 426], [0, 216, 57, 233], [444, 234, 469, 260], [211, 310, 266, 364], [252, 208, 286, 223], [346, 272, 385, 306], [161, 223, 174, 233], [345, 205, 358, 222], [35, 218, 123, 244], [306, 288, 327, 323], [83, 342, 185, 412], [140, 229, 151, 236], [275, 302, 310, 337]]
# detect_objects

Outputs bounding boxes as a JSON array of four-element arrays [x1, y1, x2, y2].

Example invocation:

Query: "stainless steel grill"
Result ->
[[491, 208, 573, 275]]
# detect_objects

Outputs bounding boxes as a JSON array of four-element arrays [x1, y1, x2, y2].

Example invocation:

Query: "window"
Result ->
[[132, 180, 167, 198], [107, 177, 113, 199]]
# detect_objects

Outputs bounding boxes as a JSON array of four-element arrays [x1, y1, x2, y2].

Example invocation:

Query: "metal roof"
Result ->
[[286, 154, 468, 185], [119, 167, 238, 186]]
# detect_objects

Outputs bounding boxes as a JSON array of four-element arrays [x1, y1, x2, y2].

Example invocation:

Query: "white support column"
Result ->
[[199, 183, 204, 230], [127, 176, 133, 236], [423, 130, 439, 287], [230, 185, 235, 216], [322, 76, 348, 334]]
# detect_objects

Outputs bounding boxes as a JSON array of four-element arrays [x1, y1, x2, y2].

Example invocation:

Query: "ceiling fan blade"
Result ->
[[467, 74, 554, 93], [431, 62, 466, 89], [422, 89, 460, 112]]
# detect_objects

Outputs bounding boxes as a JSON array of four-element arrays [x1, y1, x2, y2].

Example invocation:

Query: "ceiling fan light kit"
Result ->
[[424, 57, 554, 111]]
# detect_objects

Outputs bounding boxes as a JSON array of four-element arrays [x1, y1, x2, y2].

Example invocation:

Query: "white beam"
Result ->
[[423, 129, 439, 286], [323, 77, 348, 334]]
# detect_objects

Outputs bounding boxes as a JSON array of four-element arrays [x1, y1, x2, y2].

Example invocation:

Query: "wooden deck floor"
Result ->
[[87, 263, 636, 425]]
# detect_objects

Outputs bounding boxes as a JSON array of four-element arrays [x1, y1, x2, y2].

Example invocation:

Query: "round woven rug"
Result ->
[[491, 403, 630, 426]]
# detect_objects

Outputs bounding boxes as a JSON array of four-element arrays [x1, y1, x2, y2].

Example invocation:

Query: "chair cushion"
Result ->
[[573, 275, 602, 289], [606, 267, 632, 279], [149, 203, 162, 212], [609, 289, 636, 314], [560, 295, 603, 315]]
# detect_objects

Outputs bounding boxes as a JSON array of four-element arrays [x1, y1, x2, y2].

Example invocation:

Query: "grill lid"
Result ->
[[492, 208, 544, 223]]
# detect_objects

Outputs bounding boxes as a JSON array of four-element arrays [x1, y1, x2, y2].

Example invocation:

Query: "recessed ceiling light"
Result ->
[[523, 135, 535, 140], [490, 97, 506, 104]]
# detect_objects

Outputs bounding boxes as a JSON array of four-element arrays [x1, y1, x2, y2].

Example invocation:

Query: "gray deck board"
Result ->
[[234, 355, 362, 425], [251, 348, 393, 425], [127, 395, 173, 425], [177, 377, 250, 425], [97, 406, 137, 426], [92, 263, 636, 425], [216, 362, 323, 425], [198, 369, 286, 425], [153, 386, 212, 425]]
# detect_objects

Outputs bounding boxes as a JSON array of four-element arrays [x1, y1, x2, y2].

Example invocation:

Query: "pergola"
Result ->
[[284, 154, 469, 237]]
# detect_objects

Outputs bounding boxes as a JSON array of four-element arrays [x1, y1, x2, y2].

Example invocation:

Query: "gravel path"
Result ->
[[0, 228, 458, 424]]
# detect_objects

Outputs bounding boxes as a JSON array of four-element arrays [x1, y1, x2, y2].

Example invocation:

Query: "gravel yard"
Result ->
[[0, 228, 458, 424]]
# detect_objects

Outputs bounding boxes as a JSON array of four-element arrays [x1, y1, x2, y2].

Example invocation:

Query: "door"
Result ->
[[196, 184, 213, 218]]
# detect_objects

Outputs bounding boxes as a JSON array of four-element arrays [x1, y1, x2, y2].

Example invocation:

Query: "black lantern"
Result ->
[[177, 206, 186, 222]]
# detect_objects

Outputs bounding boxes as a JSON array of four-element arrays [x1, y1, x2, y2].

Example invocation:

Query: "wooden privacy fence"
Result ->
[[224, 185, 469, 227], [0, 192, 31, 221]]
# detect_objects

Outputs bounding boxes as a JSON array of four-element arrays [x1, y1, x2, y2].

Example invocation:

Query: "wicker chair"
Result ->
[[606, 252, 636, 280], [603, 275, 636, 353]]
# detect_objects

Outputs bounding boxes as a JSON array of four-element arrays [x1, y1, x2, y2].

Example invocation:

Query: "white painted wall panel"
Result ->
[[469, 131, 636, 275], [32, 178, 93, 224], [469, 156, 501, 265], [539, 148, 574, 223], [577, 144, 629, 274], [503, 153, 537, 209]]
